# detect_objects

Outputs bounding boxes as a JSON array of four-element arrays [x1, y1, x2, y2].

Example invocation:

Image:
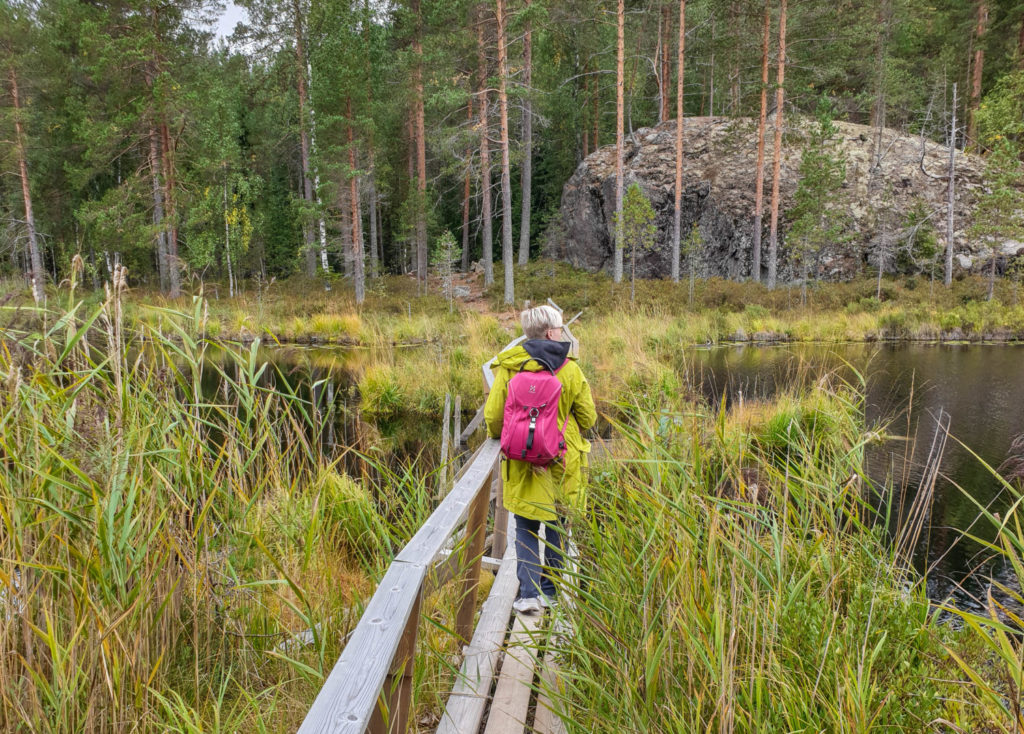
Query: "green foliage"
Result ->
[[970, 139, 1024, 299], [975, 69, 1024, 151], [431, 230, 461, 312], [896, 199, 940, 275], [614, 183, 657, 302], [788, 97, 848, 282]]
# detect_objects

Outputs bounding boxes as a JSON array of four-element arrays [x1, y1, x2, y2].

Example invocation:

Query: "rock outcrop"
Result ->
[[545, 116, 995, 281]]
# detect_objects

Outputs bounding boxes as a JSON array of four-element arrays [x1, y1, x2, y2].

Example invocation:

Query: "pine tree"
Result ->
[[788, 97, 847, 304], [766, 0, 787, 289], [615, 183, 656, 303], [671, 0, 686, 283], [495, 0, 515, 304]]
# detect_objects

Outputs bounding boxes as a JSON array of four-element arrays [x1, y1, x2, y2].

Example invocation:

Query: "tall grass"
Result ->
[[0, 278, 446, 732], [549, 379, 965, 732]]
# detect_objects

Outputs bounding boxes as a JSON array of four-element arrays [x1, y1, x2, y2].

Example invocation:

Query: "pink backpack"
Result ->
[[500, 364, 571, 466]]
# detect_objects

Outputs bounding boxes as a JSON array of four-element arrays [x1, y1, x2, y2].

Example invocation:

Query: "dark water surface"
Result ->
[[685, 342, 1024, 608]]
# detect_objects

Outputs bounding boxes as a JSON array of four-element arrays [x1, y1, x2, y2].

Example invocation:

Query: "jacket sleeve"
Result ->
[[571, 367, 598, 432], [484, 367, 510, 439]]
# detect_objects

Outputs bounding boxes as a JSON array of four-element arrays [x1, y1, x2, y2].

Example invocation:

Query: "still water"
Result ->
[[686, 342, 1024, 608]]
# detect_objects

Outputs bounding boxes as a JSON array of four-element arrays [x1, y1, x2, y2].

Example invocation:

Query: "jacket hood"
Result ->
[[493, 339, 572, 373]]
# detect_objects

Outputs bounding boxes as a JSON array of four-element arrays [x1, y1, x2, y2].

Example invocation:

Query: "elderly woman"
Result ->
[[484, 305, 597, 614]]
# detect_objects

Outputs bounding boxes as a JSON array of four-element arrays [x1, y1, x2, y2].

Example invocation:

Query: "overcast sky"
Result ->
[[214, 2, 247, 41]]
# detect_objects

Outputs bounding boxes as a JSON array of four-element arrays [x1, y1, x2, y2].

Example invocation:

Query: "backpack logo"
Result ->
[[529, 385, 536, 393]]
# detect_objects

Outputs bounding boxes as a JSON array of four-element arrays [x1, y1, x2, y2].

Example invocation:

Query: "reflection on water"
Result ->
[[685, 342, 1024, 607]]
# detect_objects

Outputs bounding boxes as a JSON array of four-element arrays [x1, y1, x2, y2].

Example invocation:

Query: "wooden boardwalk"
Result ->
[[437, 520, 568, 734], [297, 309, 582, 734]]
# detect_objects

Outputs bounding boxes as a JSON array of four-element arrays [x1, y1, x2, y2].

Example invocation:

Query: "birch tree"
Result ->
[[4, 64, 46, 303]]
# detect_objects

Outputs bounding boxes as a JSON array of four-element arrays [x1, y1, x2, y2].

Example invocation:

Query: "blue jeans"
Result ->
[[514, 514, 565, 599]]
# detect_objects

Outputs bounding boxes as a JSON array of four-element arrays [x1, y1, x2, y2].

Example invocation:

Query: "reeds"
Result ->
[[547, 379, 959, 732], [0, 286, 441, 732]]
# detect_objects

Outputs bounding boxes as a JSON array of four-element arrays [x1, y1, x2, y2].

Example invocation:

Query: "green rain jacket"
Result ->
[[484, 340, 597, 521]]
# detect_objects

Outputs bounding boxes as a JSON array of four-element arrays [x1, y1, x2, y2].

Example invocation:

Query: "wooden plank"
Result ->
[[456, 467, 492, 642], [436, 545, 519, 734], [533, 654, 566, 734], [396, 439, 501, 566], [368, 585, 421, 734], [297, 561, 425, 734], [459, 404, 487, 446], [453, 440, 486, 485], [492, 472, 508, 561], [482, 612, 542, 734]]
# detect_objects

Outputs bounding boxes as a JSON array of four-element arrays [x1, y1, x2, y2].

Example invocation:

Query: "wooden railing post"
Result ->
[[369, 582, 422, 734], [455, 466, 491, 643], [491, 466, 508, 560]]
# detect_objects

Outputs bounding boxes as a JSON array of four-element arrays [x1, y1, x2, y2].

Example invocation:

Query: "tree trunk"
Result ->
[[292, 0, 317, 278], [708, 17, 715, 115], [148, 126, 170, 293], [412, 0, 428, 292], [462, 97, 473, 272], [614, 0, 625, 284], [751, 0, 769, 283], [224, 171, 235, 297], [945, 83, 957, 288], [871, 0, 891, 171], [659, 4, 671, 123], [9, 68, 45, 304], [593, 68, 600, 149], [307, 61, 330, 276], [583, 72, 591, 157], [729, 2, 740, 113], [767, 0, 787, 290], [517, 0, 532, 267], [160, 122, 181, 297], [989, 247, 996, 300], [339, 170, 353, 278], [496, 0, 515, 304], [671, 0, 686, 283], [1018, 15, 1024, 70], [348, 98, 365, 304], [477, 8, 494, 286], [368, 158, 379, 278], [967, 1, 987, 150]]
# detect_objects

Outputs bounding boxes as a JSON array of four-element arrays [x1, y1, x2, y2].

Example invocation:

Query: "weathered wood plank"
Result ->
[[459, 404, 487, 446], [456, 467, 492, 642], [436, 545, 519, 734], [396, 439, 501, 566], [492, 472, 508, 561], [482, 612, 542, 734], [533, 653, 566, 734], [297, 561, 425, 734]]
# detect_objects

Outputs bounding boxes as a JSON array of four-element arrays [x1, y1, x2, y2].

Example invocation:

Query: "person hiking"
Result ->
[[484, 305, 597, 615]]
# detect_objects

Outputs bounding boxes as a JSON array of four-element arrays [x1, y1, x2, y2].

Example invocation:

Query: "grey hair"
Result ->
[[520, 304, 562, 339]]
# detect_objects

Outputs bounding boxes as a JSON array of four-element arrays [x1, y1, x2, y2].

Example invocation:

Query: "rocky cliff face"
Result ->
[[545, 116, 1004, 281]]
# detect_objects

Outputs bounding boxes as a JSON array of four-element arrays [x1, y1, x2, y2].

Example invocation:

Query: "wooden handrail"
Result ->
[[297, 439, 502, 734]]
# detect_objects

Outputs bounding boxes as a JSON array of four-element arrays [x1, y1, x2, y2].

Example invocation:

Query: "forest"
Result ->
[[2, 0, 1024, 306]]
